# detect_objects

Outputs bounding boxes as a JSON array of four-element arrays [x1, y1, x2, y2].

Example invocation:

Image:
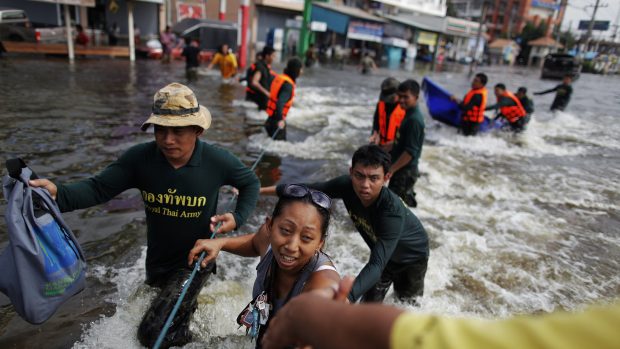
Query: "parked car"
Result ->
[[541, 53, 581, 80], [0, 8, 36, 42]]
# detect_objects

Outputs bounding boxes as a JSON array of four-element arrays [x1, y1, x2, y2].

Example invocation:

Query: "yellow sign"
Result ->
[[417, 31, 438, 46]]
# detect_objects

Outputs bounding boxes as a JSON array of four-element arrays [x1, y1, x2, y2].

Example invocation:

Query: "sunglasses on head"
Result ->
[[281, 184, 332, 210]]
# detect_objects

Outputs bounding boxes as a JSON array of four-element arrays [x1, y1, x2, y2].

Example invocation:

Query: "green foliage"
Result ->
[[517, 21, 548, 65], [560, 30, 576, 50]]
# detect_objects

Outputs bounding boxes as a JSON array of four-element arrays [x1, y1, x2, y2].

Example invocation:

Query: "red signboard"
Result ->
[[178, 4, 204, 20]]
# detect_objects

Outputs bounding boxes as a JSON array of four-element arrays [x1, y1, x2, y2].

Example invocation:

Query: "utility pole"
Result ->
[[469, 1, 487, 77], [585, 0, 601, 43], [612, 4, 620, 42]]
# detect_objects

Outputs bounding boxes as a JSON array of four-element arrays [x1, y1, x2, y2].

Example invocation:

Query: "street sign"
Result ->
[[578, 20, 610, 31]]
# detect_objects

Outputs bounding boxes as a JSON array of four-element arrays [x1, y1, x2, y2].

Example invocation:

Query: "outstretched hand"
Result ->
[[210, 213, 236, 234], [28, 179, 58, 200], [188, 238, 224, 268]]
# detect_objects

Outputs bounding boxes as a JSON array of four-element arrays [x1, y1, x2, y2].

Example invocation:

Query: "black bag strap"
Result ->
[[5, 158, 39, 181]]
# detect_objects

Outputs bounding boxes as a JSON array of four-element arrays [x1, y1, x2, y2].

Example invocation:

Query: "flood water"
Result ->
[[1, 57, 619, 349]]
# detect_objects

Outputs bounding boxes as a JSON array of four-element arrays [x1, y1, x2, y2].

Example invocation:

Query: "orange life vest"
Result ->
[[462, 87, 487, 123], [266, 74, 296, 119], [377, 101, 406, 144], [499, 91, 526, 123]]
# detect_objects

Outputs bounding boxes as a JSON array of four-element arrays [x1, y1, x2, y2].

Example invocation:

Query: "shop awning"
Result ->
[[445, 17, 482, 38], [312, 2, 387, 40], [383, 13, 445, 34]]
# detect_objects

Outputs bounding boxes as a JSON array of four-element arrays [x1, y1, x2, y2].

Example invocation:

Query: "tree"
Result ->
[[516, 21, 547, 64]]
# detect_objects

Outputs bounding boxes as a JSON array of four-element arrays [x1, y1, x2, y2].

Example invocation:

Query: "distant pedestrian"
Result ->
[[360, 53, 377, 74], [160, 25, 176, 63], [107, 22, 119, 46], [181, 37, 201, 81], [207, 44, 238, 80], [304, 43, 316, 67], [75, 24, 89, 46], [534, 74, 573, 111]]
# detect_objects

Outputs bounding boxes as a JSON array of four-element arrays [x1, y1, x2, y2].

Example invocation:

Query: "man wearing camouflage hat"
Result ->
[[369, 77, 405, 152], [30, 82, 260, 348]]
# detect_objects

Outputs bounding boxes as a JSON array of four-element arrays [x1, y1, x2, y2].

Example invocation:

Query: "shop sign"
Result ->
[[347, 21, 383, 43]]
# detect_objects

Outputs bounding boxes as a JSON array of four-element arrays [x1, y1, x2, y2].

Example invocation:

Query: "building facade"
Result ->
[[451, 0, 566, 40]]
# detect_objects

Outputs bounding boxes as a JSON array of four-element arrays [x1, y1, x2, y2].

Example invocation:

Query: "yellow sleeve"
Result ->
[[230, 53, 238, 69], [211, 53, 222, 65], [391, 303, 620, 349]]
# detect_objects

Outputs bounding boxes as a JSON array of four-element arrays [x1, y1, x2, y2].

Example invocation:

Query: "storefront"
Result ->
[[311, 2, 386, 63]]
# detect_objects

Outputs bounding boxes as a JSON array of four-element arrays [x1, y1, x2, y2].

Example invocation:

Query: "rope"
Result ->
[[152, 127, 281, 349]]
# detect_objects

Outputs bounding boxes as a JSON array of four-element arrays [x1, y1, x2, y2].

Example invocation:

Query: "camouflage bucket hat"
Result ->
[[141, 82, 212, 131], [380, 77, 400, 102]]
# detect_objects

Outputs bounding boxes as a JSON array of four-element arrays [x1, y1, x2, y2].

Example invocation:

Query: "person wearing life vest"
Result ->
[[265, 57, 303, 141], [369, 77, 406, 152], [451, 73, 488, 136], [246, 46, 277, 110], [486, 83, 528, 132]]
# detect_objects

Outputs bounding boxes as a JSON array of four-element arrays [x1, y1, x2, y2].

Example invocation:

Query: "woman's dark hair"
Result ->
[[271, 195, 330, 239], [219, 43, 229, 54], [284, 57, 303, 81], [352, 144, 391, 174]]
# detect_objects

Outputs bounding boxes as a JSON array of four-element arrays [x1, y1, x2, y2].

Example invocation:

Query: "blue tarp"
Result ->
[[421, 77, 499, 132]]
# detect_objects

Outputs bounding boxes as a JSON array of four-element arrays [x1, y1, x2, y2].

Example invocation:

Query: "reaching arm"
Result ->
[[50, 148, 136, 212], [348, 212, 403, 301], [388, 152, 413, 176], [221, 153, 260, 233], [534, 86, 558, 95], [265, 298, 620, 349], [485, 96, 514, 111], [262, 292, 401, 349], [251, 71, 270, 97], [207, 53, 221, 69], [260, 186, 277, 196], [189, 220, 271, 268]]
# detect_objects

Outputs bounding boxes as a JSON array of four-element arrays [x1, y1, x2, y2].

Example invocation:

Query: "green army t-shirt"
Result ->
[[56, 140, 259, 280], [391, 105, 425, 170], [279, 175, 429, 301]]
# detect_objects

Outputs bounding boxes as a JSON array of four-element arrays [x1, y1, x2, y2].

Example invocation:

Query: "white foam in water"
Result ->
[[73, 248, 152, 349]]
